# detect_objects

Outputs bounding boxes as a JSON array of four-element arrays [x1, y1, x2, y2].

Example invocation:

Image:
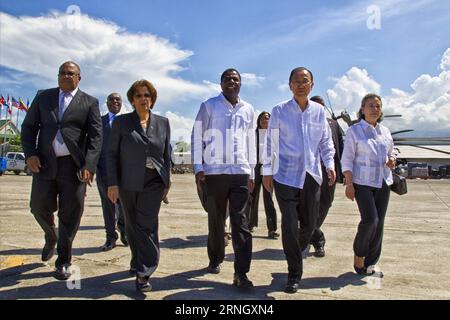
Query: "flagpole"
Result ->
[[4, 98, 10, 152], [7, 98, 11, 149], [0, 100, 3, 156], [16, 100, 20, 131]]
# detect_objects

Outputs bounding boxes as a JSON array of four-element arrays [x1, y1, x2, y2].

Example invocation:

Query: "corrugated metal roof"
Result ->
[[395, 145, 450, 159]]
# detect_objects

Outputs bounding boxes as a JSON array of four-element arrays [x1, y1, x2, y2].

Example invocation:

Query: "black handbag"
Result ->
[[391, 172, 407, 195]]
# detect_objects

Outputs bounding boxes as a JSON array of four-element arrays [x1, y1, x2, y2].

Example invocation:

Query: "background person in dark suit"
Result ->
[[309, 96, 343, 257], [107, 79, 171, 293], [21, 61, 102, 280], [96, 93, 127, 251]]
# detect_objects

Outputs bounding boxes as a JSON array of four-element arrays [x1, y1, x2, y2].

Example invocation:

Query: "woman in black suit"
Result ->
[[107, 79, 171, 292], [246, 111, 279, 239]]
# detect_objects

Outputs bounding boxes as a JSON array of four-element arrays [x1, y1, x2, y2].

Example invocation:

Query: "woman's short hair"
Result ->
[[127, 79, 157, 109], [256, 111, 270, 129], [357, 93, 384, 123]]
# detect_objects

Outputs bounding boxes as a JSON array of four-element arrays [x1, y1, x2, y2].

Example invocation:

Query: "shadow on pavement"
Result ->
[[160, 235, 207, 249]]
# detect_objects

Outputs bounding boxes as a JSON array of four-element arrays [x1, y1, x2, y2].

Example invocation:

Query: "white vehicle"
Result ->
[[5, 152, 31, 175]]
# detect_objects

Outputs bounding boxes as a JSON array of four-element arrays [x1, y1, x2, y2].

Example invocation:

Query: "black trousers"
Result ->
[[30, 156, 86, 268], [310, 168, 336, 249], [96, 175, 125, 242], [353, 181, 390, 268], [274, 174, 320, 279], [205, 174, 252, 275], [246, 164, 277, 232], [119, 169, 164, 277]]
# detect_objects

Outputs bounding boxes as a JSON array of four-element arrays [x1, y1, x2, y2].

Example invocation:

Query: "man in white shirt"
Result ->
[[191, 68, 256, 289], [262, 67, 336, 293]]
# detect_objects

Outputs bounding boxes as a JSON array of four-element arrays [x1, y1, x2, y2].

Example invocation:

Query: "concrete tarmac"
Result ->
[[0, 174, 449, 300]]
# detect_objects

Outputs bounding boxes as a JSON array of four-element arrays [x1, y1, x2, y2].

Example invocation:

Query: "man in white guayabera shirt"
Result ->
[[191, 68, 256, 290], [262, 67, 336, 294]]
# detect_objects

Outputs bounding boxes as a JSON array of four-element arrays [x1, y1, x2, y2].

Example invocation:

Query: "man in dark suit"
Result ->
[[21, 61, 102, 280], [309, 96, 343, 257], [97, 93, 127, 251]]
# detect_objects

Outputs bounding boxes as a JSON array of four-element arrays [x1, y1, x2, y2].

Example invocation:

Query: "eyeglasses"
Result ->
[[365, 104, 382, 110], [58, 72, 79, 78], [108, 97, 122, 101], [134, 93, 152, 98], [291, 80, 311, 87]]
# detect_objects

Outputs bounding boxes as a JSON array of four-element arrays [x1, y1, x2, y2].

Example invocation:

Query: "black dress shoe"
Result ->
[[354, 266, 376, 275], [268, 231, 280, 239], [54, 266, 71, 281], [120, 232, 128, 246], [313, 246, 325, 258], [100, 240, 116, 251], [285, 277, 300, 293], [135, 276, 152, 292], [233, 273, 254, 289], [41, 241, 56, 262], [206, 264, 221, 274]]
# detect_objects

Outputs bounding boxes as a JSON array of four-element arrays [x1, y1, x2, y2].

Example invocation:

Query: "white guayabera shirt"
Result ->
[[191, 93, 256, 178], [262, 98, 335, 188], [341, 119, 395, 188]]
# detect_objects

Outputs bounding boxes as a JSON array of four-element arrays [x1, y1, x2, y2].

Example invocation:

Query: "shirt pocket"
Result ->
[[308, 123, 323, 148], [234, 114, 251, 130], [355, 165, 377, 183]]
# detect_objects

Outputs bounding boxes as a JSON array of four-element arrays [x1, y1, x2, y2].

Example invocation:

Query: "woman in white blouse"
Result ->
[[341, 93, 396, 275]]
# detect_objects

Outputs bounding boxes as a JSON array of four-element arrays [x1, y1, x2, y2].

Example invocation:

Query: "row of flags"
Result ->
[[0, 95, 30, 115]]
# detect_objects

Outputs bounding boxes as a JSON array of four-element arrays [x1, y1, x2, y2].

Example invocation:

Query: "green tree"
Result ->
[[8, 135, 23, 152]]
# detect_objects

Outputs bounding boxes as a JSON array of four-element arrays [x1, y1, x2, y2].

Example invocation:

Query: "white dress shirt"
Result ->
[[341, 119, 395, 188], [262, 98, 335, 188], [258, 129, 266, 165], [53, 88, 78, 157], [191, 93, 256, 179]]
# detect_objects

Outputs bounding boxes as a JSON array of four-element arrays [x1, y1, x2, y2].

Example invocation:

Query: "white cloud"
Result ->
[[326, 67, 380, 114], [326, 49, 450, 133], [164, 111, 194, 143], [0, 12, 217, 106], [277, 83, 290, 92], [241, 73, 265, 87]]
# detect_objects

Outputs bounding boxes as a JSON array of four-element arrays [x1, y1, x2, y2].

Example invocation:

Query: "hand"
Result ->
[[248, 179, 255, 193], [345, 184, 355, 201], [263, 175, 273, 193], [26, 156, 41, 173], [195, 171, 205, 184], [327, 169, 336, 186], [107, 186, 119, 204], [386, 156, 396, 169], [162, 181, 171, 203], [81, 169, 94, 187]]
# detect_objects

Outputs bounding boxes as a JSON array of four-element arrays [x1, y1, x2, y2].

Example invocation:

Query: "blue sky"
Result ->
[[1, 0, 449, 139]]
